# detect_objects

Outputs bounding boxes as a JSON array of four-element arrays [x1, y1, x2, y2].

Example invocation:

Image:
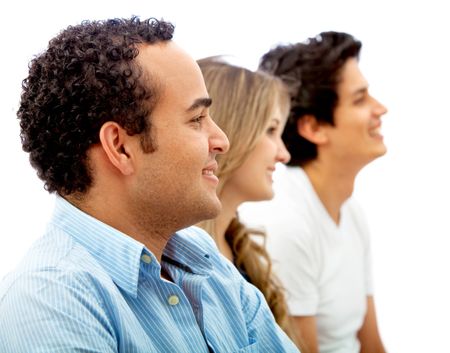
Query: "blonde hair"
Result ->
[[197, 57, 297, 341]]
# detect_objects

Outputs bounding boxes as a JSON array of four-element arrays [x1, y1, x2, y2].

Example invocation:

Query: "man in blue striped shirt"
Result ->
[[0, 17, 299, 352]]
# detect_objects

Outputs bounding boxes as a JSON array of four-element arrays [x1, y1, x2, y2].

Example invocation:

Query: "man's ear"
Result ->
[[297, 115, 328, 145], [99, 122, 136, 176]]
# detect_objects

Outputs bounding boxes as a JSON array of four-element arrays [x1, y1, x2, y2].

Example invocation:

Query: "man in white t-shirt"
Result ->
[[240, 32, 387, 353]]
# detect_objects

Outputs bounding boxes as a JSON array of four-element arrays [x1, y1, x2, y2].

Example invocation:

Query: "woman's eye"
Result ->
[[266, 126, 277, 135]]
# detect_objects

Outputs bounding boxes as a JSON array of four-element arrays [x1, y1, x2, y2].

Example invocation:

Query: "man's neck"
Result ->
[[302, 159, 358, 225], [66, 194, 172, 262]]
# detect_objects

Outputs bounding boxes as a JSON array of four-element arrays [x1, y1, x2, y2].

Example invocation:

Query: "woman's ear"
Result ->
[[99, 122, 135, 176], [297, 114, 329, 145]]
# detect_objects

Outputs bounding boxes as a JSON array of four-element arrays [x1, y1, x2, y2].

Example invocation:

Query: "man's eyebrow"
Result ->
[[352, 86, 368, 96], [186, 97, 212, 112]]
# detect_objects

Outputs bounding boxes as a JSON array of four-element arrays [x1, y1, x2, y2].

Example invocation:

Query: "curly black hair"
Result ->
[[18, 17, 174, 196], [259, 31, 361, 166]]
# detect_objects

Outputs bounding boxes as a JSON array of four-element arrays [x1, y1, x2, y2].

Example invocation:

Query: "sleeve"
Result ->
[[238, 268, 300, 353], [0, 270, 117, 353], [364, 228, 374, 296], [265, 221, 320, 316], [194, 231, 300, 353]]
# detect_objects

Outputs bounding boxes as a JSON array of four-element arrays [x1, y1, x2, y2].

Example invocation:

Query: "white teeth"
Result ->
[[203, 170, 213, 175], [369, 128, 381, 137]]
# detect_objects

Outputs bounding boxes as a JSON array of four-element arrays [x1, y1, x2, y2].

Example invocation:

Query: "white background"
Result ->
[[1, 1, 449, 352]]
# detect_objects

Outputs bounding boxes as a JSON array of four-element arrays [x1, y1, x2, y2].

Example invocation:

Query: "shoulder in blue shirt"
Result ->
[[0, 197, 299, 352]]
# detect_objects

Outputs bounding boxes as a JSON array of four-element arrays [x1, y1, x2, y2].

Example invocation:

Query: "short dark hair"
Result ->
[[259, 31, 361, 166], [18, 17, 174, 196]]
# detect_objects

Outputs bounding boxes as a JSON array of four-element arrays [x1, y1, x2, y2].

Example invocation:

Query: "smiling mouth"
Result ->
[[369, 127, 383, 138], [202, 167, 219, 185]]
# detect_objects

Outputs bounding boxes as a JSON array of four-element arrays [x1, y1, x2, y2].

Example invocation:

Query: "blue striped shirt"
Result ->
[[0, 197, 299, 352]]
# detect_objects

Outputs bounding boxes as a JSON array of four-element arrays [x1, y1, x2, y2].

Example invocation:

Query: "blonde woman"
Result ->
[[197, 57, 296, 341]]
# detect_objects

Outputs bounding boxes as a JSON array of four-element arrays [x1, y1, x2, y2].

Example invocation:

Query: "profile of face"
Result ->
[[223, 103, 290, 203], [323, 57, 388, 166], [130, 42, 229, 229]]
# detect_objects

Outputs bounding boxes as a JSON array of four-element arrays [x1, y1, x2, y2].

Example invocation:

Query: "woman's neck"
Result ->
[[214, 192, 241, 262]]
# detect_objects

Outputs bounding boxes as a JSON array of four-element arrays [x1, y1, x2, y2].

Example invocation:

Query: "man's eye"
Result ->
[[191, 116, 205, 125], [353, 96, 366, 105]]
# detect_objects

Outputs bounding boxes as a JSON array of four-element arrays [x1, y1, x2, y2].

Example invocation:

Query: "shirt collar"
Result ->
[[50, 196, 144, 298], [163, 227, 213, 276]]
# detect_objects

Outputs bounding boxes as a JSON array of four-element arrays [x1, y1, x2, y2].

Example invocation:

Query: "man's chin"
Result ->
[[372, 146, 387, 161], [202, 199, 222, 220]]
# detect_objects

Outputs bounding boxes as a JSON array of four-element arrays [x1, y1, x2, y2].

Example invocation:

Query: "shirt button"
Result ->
[[168, 295, 180, 306], [141, 254, 152, 264]]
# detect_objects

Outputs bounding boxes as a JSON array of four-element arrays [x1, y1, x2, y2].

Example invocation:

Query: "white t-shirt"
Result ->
[[239, 165, 373, 353]]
